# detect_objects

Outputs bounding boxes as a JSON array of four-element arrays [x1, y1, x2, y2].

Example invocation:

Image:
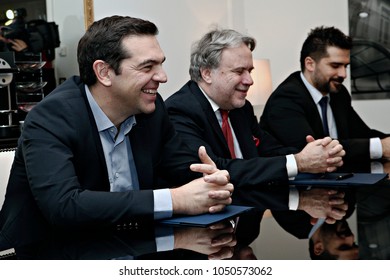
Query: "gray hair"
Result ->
[[189, 29, 256, 82]]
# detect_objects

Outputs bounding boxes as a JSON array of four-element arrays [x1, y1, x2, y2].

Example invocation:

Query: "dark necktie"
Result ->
[[319, 96, 330, 136], [220, 109, 236, 159]]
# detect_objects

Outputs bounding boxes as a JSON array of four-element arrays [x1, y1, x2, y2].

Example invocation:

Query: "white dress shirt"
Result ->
[[198, 86, 299, 210], [300, 72, 383, 160]]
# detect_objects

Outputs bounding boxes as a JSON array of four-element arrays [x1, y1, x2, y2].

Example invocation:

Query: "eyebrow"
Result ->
[[329, 61, 349, 66], [138, 57, 166, 67], [232, 66, 254, 72]]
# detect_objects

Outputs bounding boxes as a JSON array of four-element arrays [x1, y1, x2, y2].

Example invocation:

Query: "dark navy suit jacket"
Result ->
[[260, 71, 389, 163], [0, 76, 199, 248], [165, 80, 299, 210]]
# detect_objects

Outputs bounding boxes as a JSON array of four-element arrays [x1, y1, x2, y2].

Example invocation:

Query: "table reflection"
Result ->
[[309, 219, 359, 260], [255, 159, 390, 260], [0, 160, 389, 260], [357, 184, 390, 259], [0, 209, 263, 260]]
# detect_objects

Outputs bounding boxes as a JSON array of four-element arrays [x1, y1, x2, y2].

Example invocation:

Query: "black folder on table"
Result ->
[[159, 205, 253, 227], [289, 172, 388, 187]]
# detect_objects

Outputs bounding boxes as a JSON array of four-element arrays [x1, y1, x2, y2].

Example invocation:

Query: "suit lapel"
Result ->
[[128, 115, 154, 189], [229, 109, 258, 157], [189, 82, 231, 155], [329, 92, 348, 138], [307, 95, 326, 137], [80, 84, 110, 190], [294, 74, 328, 138]]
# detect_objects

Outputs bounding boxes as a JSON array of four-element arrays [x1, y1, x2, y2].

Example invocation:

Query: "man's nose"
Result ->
[[338, 66, 347, 79], [154, 67, 168, 83], [244, 71, 254, 86]]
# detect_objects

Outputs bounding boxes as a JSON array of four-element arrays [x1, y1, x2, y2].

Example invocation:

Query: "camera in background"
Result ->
[[1, 8, 60, 60]]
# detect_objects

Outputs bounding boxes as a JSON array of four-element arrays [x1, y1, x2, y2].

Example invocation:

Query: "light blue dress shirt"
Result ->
[[85, 85, 173, 220]]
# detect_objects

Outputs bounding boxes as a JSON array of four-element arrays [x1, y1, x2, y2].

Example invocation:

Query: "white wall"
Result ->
[[352, 101, 389, 132], [46, 0, 85, 82]]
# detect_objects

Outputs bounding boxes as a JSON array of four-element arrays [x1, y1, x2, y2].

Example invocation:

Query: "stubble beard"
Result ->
[[313, 76, 344, 94]]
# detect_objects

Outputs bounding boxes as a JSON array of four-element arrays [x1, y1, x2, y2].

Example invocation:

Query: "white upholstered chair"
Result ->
[[0, 149, 15, 208]]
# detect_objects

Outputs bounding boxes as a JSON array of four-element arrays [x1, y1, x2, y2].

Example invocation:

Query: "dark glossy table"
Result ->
[[0, 209, 262, 260], [1, 161, 389, 260], [255, 160, 390, 260]]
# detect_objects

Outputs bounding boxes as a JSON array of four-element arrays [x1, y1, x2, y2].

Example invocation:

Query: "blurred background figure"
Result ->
[[0, 8, 29, 52], [0, 7, 60, 95]]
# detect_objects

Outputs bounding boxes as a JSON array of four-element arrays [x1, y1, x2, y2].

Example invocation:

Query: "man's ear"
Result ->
[[305, 56, 316, 72], [313, 241, 324, 256], [200, 67, 212, 84], [93, 60, 112, 86]]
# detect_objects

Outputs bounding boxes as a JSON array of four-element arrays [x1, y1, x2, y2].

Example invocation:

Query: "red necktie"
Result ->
[[220, 109, 236, 159]]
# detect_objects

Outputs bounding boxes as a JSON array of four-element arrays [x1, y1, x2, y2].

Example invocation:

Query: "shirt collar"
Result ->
[[85, 85, 136, 134], [300, 72, 330, 104], [198, 84, 220, 113]]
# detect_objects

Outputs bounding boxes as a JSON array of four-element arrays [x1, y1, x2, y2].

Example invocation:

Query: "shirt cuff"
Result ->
[[153, 189, 173, 220], [370, 137, 383, 159], [371, 161, 384, 173], [155, 226, 174, 252], [286, 154, 298, 178], [288, 187, 299, 210]]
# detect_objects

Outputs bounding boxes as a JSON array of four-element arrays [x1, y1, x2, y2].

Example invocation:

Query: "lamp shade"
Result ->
[[247, 59, 272, 105]]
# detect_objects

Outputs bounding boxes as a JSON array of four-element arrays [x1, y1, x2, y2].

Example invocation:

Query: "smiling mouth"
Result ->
[[331, 78, 344, 84], [142, 89, 157, 95], [236, 88, 249, 94]]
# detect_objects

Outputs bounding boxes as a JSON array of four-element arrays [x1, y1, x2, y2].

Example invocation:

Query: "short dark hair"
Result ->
[[77, 15, 158, 85], [300, 26, 352, 72]]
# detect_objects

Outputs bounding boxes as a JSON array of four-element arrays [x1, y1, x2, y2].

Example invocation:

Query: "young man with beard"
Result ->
[[260, 26, 390, 164]]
